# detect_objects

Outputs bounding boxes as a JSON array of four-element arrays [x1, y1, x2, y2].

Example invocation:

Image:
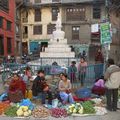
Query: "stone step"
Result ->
[[49, 39, 67, 44], [40, 52, 75, 58], [48, 44, 69, 48], [45, 47, 71, 52]]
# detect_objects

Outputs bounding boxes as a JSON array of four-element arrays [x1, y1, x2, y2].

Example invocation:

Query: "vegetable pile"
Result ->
[[16, 106, 32, 117], [32, 107, 50, 118], [4, 106, 18, 117], [51, 108, 68, 118], [67, 101, 96, 115], [0, 102, 10, 115], [81, 101, 96, 114], [67, 103, 83, 114]]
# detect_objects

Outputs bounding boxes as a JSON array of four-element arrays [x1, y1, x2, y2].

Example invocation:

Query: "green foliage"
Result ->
[[4, 106, 18, 117], [81, 101, 96, 114]]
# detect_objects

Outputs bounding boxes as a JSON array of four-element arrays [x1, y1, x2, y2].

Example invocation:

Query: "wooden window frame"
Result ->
[[52, 7, 59, 21], [66, 7, 85, 21], [72, 26, 80, 40], [7, 37, 12, 54], [0, 35, 4, 55], [33, 25, 42, 35], [93, 5, 101, 19], [0, 0, 9, 12], [0, 16, 3, 28], [47, 24, 56, 34], [34, 9, 41, 22], [7, 20, 12, 31]]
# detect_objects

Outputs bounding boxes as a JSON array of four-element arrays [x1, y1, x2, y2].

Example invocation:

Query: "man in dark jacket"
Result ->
[[32, 70, 52, 105]]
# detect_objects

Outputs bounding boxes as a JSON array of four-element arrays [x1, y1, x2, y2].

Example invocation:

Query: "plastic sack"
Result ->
[[19, 99, 34, 110], [0, 93, 8, 101]]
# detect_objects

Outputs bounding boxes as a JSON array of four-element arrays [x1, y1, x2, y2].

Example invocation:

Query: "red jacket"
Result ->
[[9, 78, 26, 95]]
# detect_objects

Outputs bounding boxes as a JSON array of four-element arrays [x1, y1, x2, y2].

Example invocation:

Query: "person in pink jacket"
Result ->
[[78, 57, 87, 86]]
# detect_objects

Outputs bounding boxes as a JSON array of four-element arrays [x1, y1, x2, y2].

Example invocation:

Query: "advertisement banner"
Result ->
[[100, 22, 111, 44]]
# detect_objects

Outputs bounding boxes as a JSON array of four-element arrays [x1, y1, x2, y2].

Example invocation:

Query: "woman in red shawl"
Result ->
[[8, 73, 26, 102]]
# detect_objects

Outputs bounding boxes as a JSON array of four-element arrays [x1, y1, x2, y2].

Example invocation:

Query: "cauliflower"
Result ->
[[16, 109, 24, 116], [23, 111, 29, 117]]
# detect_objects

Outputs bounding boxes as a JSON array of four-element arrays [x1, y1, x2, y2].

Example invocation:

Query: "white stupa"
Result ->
[[40, 13, 75, 58]]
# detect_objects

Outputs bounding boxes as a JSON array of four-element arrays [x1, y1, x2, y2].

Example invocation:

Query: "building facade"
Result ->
[[21, 0, 105, 60], [108, 0, 120, 64], [0, 0, 15, 57]]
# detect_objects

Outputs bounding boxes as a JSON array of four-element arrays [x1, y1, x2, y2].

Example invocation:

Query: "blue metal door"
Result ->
[[29, 42, 39, 53]]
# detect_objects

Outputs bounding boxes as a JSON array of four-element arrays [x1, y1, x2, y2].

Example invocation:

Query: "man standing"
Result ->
[[104, 59, 120, 111]]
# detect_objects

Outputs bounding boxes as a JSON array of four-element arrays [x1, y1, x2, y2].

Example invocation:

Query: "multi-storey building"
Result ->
[[0, 0, 15, 57], [15, 0, 23, 56], [21, 0, 105, 60], [108, 0, 120, 64]]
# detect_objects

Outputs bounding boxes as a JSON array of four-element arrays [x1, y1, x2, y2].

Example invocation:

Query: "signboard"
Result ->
[[91, 24, 99, 33], [100, 22, 111, 44]]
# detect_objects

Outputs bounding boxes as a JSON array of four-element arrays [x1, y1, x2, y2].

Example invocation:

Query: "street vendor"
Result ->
[[92, 76, 105, 96], [8, 73, 26, 102], [58, 73, 74, 104], [32, 70, 53, 105]]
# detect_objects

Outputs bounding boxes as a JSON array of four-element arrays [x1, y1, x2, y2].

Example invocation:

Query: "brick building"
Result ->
[[0, 0, 15, 57]]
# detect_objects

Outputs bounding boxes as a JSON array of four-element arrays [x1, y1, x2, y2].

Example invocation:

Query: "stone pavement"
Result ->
[[0, 75, 120, 120]]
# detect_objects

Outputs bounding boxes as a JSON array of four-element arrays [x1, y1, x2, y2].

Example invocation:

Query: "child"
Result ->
[[68, 61, 77, 83]]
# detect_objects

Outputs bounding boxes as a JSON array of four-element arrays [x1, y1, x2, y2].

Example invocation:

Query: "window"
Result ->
[[0, 16, 3, 28], [0, 0, 9, 12], [23, 26, 28, 38], [0, 36, 4, 55], [72, 26, 80, 40], [93, 6, 101, 19], [7, 20, 12, 31], [47, 24, 56, 34], [34, 0, 41, 3], [33, 25, 42, 35], [35, 9, 41, 22], [7, 38, 12, 54], [66, 7, 85, 21], [52, 7, 59, 21]]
